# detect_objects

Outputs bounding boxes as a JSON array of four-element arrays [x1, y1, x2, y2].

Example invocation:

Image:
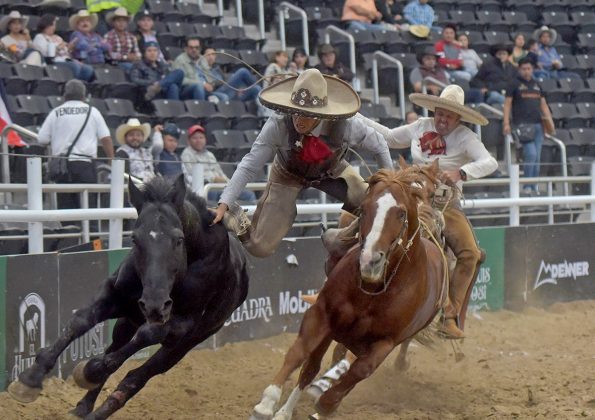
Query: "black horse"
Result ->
[[8, 175, 249, 419]]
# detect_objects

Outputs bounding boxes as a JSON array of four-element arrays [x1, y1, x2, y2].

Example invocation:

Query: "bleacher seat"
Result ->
[[550, 103, 578, 128], [93, 67, 137, 102], [184, 100, 218, 118], [211, 129, 246, 161]]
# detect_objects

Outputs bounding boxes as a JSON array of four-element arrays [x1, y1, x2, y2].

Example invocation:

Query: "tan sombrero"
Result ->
[[116, 118, 151, 145], [533, 25, 557, 45], [69, 10, 98, 31], [409, 85, 488, 126], [106, 7, 131, 26], [258, 68, 360, 120], [0, 11, 29, 33], [409, 24, 431, 39]]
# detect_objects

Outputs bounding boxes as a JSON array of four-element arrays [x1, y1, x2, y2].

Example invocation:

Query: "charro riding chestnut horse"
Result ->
[[8, 175, 249, 420], [251, 167, 447, 420]]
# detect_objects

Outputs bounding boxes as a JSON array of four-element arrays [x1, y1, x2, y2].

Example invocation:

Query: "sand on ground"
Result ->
[[1, 300, 594, 420]]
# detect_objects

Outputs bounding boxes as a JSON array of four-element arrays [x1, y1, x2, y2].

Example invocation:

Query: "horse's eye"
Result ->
[[175, 237, 184, 247]]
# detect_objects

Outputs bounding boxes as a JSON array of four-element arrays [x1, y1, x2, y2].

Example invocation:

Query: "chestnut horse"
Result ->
[[251, 167, 447, 419]]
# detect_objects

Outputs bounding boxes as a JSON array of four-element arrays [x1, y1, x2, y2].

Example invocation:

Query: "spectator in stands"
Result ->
[[458, 33, 482, 78], [181, 124, 257, 203], [86, 0, 143, 35], [198, 47, 262, 102], [403, 0, 438, 32], [405, 110, 419, 124], [471, 44, 516, 105], [263, 50, 292, 89], [211, 69, 392, 258], [37, 80, 114, 210], [409, 47, 448, 95], [134, 9, 165, 62], [114, 118, 162, 182], [0, 11, 43, 66], [69, 9, 111, 65], [435, 24, 471, 83], [155, 123, 183, 179], [33, 14, 95, 82], [130, 41, 185, 101], [510, 33, 528, 67], [103, 7, 140, 72], [503, 57, 555, 193], [315, 43, 354, 83], [290, 47, 310, 75], [172, 37, 210, 101], [375, 0, 404, 28], [534, 26, 580, 80], [341, 0, 386, 33]]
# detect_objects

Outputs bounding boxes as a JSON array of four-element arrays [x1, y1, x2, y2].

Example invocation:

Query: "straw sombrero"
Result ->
[[69, 9, 98, 31], [533, 26, 557, 45], [116, 118, 151, 145], [258, 68, 360, 120], [106, 7, 131, 26], [409, 25, 431, 39], [409, 85, 488, 126], [0, 11, 29, 33]]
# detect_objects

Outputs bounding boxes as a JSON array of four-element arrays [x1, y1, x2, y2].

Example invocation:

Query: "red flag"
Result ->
[[0, 94, 26, 147]]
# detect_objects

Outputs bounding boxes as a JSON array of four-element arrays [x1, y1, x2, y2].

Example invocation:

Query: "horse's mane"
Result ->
[[140, 177, 212, 228], [368, 168, 425, 203]]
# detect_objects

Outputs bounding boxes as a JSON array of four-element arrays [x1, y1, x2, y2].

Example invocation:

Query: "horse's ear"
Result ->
[[170, 174, 186, 211], [398, 155, 409, 169], [128, 178, 144, 212]]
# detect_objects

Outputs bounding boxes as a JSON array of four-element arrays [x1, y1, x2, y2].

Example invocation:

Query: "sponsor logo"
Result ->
[[61, 309, 106, 365], [534, 260, 590, 290], [279, 289, 318, 315], [11, 293, 46, 381], [471, 267, 491, 303], [224, 297, 273, 326]]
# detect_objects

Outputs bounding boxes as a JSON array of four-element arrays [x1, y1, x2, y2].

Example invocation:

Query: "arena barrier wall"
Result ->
[[1, 223, 593, 390]]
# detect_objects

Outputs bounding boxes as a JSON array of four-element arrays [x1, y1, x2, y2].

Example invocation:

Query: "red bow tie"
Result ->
[[297, 135, 333, 164], [419, 131, 446, 156]]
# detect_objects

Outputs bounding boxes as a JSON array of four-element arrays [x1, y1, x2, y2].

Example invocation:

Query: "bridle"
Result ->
[[358, 209, 422, 296]]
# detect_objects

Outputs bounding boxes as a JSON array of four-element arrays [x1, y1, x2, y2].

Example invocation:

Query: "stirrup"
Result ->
[[223, 202, 251, 239]]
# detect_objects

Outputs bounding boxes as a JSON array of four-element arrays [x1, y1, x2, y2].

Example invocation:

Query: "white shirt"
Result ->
[[38, 100, 111, 161], [357, 115, 498, 185]]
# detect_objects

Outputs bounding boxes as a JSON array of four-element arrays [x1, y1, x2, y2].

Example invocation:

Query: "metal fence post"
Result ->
[[191, 163, 205, 196], [109, 159, 125, 249], [27, 157, 44, 253], [591, 162, 595, 222], [510, 164, 520, 226]]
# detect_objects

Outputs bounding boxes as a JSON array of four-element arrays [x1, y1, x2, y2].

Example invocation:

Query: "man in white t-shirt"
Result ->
[[38, 80, 114, 210]]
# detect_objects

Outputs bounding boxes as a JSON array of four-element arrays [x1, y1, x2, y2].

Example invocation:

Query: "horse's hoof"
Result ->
[[272, 409, 292, 420], [249, 411, 273, 420], [7, 380, 42, 403], [70, 403, 92, 419], [73, 361, 100, 390], [314, 396, 339, 417]]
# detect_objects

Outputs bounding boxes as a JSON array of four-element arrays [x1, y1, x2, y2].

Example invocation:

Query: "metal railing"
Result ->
[[0, 124, 39, 186], [258, 0, 265, 40], [278, 2, 309, 56], [371, 51, 405, 121], [324, 26, 358, 90]]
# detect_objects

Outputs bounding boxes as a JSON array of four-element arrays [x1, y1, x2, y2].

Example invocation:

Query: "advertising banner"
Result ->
[[469, 227, 505, 311], [504, 227, 529, 310], [57, 251, 111, 378], [5, 254, 59, 385], [0, 257, 6, 389], [525, 223, 595, 306]]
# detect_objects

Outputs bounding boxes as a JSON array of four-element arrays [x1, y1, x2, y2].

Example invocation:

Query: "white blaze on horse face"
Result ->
[[149, 231, 159, 240], [361, 191, 397, 266]]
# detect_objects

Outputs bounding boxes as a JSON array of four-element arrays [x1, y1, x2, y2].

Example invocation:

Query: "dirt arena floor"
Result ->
[[1, 300, 594, 420]]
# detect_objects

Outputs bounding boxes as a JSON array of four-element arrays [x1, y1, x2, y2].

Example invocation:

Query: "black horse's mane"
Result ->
[[141, 176, 212, 229]]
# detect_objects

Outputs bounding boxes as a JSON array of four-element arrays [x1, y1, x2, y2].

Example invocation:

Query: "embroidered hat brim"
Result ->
[[409, 93, 488, 126], [259, 75, 361, 120], [116, 122, 151, 145]]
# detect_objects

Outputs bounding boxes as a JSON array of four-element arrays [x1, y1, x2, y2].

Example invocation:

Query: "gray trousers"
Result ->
[[243, 158, 367, 257]]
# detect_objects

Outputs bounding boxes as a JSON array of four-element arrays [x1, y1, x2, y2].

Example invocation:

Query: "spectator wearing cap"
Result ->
[[130, 41, 185, 101], [198, 46, 262, 102], [181, 124, 256, 203], [458, 34, 482, 78], [134, 9, 165, 62], [434, 24, 471, 83], [103, 7, 140, 72], [341, 0, 386, 33], [69, 9, 111, 65], [33, 14, 95, 81], [315, 43, 354, 83], [471, 44, 517, 106], [155, 123, 183, 179], [114, 118, 163, 182], [409, 47, 448, 95], [0, 11, 43, 66], [534, 26, 580, 80]]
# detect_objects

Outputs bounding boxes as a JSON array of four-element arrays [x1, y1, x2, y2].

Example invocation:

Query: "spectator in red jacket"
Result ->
[[434, 24, 472, 83]]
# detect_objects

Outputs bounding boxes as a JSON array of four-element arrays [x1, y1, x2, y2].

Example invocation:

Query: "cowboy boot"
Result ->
[[439, 317, 465, 339], [222, 202, 252, 242], [321, 217, 359, 259]]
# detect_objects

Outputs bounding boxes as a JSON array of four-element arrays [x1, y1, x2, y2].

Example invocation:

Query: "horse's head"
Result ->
[[128, 175, 188, 324], [358, 168, 424, 287]]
